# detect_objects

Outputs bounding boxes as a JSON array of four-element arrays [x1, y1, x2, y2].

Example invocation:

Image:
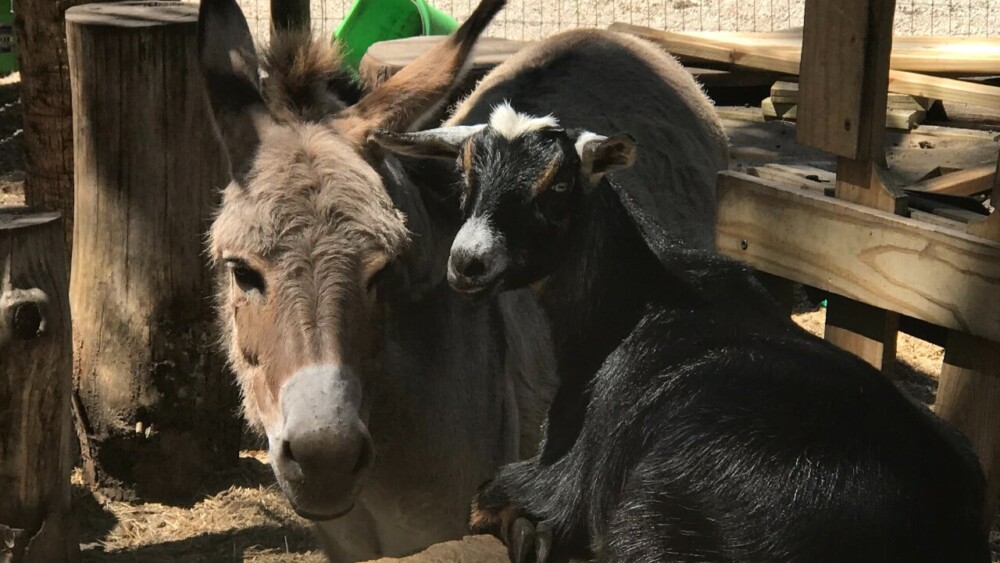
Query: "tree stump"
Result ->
[[67, 2, 240, 501], [13, 0, 88, 251], [0, 208, 76, 563]]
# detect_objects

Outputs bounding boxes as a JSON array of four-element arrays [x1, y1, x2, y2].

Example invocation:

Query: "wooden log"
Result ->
[[12, 0, 88, 252], [66, 2, 240, 501], [714, 172, 1000, 344], [0, 209, 76, 563]]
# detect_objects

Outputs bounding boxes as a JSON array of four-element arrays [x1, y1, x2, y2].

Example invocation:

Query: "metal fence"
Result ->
[[221, 0, 1000, 41]]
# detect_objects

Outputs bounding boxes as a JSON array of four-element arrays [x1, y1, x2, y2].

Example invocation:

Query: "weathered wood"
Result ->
[[667, 29, 1000, 76], [834, 157, 907, 215], [67, 2, 240, 500], [360, 36, 529, 91], [797, 0, 895, 159], [905, 164, 997, 197], [0, 209, 76, 563], [610, 22, 1000, 111], [934, 153, 1000, 522], [934, 332, 1000, 521], [715, 172, 1000, 344], [966, 160, 1000, 241], [824, 297, 898, 372], [12, 0, 88, 252]]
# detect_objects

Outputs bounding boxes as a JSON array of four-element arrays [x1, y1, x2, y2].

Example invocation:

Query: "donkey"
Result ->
[[198, 0, 560, 560], [373, 109, 990, 562]]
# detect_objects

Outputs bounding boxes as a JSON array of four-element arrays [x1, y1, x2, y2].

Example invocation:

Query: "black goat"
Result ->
[[371, 105, 989, 563]]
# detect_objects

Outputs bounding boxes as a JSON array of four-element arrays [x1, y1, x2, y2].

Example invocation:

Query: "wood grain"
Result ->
[[905, 164, 997, 197], [610, 22, 1000, 111], [66, 2, 240, 500], [935, 332, 1000, 521], [715, 172, 1000, 343], [0, 209, 76, 562], [797, 0, 896, 159]]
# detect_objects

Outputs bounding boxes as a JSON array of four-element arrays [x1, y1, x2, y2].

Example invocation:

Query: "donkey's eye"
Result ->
[[366, 265, 388, 294], [226, 260, 266, 295], [551, 182, 570, 194]]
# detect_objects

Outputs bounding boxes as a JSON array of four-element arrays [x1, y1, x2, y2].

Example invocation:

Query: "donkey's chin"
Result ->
[[272, 471, 363, 522]]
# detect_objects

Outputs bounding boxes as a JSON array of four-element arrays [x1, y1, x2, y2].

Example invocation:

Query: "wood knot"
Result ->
[[13, 302, 44, 340]]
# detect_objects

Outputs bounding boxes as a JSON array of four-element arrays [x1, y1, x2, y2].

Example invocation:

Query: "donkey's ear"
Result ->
[[198, 0, 270, 184], [368, 126, 485, 160], [574, 132, 637, 186], [331, 0, 506, 146]]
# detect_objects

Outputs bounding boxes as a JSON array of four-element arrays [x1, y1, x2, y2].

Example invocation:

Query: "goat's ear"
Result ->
[[331, 0, 506, 146], [368, 126, 485, 160], [198, 0, 271, 184], [574, 132, 637, 185]]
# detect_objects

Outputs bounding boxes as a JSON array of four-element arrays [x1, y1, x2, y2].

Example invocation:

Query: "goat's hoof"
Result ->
[[508, 517, 552, 563]]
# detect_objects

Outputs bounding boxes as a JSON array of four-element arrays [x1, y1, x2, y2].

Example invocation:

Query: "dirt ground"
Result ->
[[1, 73, 997, 560]]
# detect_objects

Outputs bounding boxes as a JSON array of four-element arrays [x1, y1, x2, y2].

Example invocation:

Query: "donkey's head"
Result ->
[[199, 0, 505, 520], [372, 103, 637, 296]]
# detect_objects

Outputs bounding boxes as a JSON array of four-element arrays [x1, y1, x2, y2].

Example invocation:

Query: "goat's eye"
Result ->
[[226, 260, 266, 295], [551, 182, 570, 194]]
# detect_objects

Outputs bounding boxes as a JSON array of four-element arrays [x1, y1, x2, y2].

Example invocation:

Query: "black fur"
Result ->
[[461, 127, 989, 562]]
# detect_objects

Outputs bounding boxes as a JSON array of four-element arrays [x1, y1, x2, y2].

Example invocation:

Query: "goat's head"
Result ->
[[372, 103, 637, 297]]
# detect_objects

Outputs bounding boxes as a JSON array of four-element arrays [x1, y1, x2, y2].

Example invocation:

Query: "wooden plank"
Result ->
[[967, 159, 1000, 240], [770, 80, 799, 103], [797, 0, 895, 159], [885, 108, 925, 131], [905, 164, 997, 197], [715, 171, 1000, 344], [825, 297, 898, 372], [608, 23, 801, 75], [748, 164, 829, 192], [761, 97, 797, 120], [675, 30, 1000, 75], [360, 36, 530, 88], [609, 23, 1000, 111]]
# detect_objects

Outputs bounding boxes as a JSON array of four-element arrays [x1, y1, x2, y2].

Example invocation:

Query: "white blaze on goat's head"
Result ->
[[488, 101, 560, 140]]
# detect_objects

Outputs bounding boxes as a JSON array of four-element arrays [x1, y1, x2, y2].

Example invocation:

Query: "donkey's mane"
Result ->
[[261, 31, 360, 122]]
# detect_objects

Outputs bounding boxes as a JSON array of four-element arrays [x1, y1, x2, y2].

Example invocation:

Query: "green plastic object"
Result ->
[[334, 0, 459, 73], [0, 0, 15, 76]]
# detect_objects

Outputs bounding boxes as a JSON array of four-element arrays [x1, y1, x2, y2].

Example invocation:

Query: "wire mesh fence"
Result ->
[[217, 0, 1000, 41]]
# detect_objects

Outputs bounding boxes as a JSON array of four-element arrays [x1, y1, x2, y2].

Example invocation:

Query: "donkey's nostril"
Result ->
[[461, 256, 487, 278]]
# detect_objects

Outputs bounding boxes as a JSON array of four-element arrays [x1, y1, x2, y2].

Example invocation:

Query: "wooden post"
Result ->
[[0, 209, 76, 563], [67, 2, 240, 501], [12, 0, 88, 251], [797, 0, 903, 374], [936, 156, 1000, 521]]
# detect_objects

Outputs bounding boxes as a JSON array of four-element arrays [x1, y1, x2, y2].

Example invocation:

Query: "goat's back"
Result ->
[[448, 29, 728, 250]]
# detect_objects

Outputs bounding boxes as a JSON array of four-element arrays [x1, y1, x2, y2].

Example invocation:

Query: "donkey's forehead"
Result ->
[[211, 123, 408, 259]]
